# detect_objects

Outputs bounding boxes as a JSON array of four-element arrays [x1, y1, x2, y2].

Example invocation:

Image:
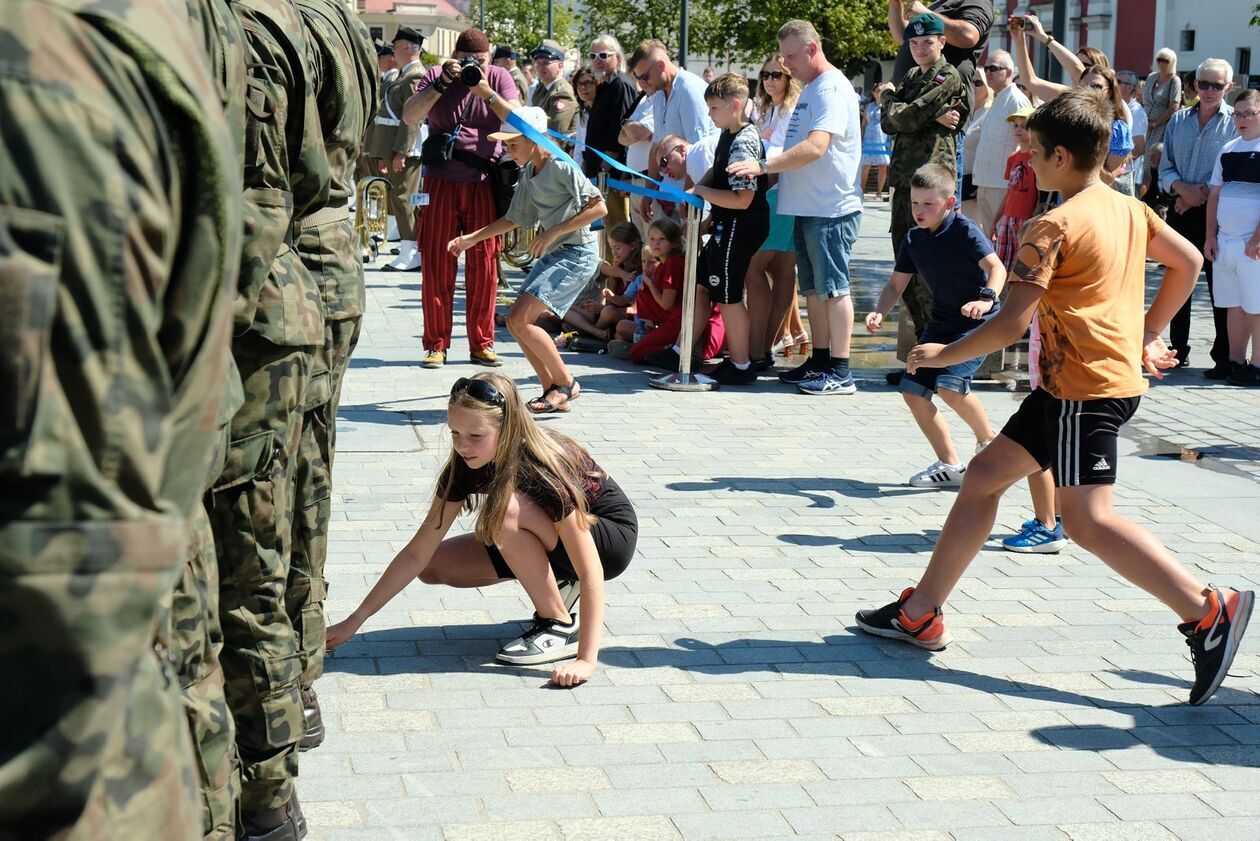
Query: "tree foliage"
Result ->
[[481, 0, 576, 52], [577, 0, 895, 73]]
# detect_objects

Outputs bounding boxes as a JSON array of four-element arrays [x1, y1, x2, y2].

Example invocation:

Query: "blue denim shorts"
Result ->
[[899, 352, 985, 399], [793, 212, 861, 299], [520, 241, 600, 317]]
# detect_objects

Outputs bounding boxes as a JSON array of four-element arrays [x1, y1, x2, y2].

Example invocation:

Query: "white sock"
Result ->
[[671, 344, 682, 355], [733, 360, 750, 370]]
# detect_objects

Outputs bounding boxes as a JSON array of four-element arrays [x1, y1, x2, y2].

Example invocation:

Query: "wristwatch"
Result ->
[[978, 287, 998, 302], [758, 157, 769, 174], [486, 92, 498, 107]]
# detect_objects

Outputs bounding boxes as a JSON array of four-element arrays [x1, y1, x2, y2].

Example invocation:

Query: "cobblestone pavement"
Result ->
[[307, 200, 1260, 840]]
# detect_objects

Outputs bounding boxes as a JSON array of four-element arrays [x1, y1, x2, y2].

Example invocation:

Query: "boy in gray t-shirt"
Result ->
[[449, 106, 607, 413]]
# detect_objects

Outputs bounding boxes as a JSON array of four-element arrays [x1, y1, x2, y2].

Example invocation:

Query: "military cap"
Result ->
[[907, 13, 945, 37], [492, 45, 517, 61], [393, 25, 424, 46], [531, 39, 565, 61], [375, 41, 394, 57]]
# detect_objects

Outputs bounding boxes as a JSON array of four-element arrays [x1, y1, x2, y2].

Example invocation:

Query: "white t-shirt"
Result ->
[[625, 94, 655, 173], [776, 68, 862, 219], [1209, 135, 1260, 239], [973, 84, 1031, 188]]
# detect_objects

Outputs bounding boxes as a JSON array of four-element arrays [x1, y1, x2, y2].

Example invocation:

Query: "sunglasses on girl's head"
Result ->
[[588, 51, 614, 61], [450, 377, 505, 407], [1196, 80, 1227, 91], [759, 70, 784, 81], [1157, 57, 1171, 63]]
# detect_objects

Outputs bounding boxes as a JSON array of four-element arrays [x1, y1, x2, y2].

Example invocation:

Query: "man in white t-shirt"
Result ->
[[970, 50, 1029, 233], [656, 132, 719, 219], [729, 19, 863, 396]]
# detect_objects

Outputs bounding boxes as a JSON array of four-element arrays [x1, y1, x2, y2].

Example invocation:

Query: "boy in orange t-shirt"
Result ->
[[855, 90, 1254, 706]]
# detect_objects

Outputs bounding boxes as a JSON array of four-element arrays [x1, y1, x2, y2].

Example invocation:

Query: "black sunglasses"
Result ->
[[982, 64, 1008, 73], [759, 70, 784, 81], [634, 65, 655, 82], [451, 377, 505, 407], [972, 77, 984, 86], [1196, 80, 1227, 91]]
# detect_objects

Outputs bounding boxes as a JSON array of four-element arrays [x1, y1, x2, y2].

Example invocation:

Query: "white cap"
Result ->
[[488, 106, 548, 141]]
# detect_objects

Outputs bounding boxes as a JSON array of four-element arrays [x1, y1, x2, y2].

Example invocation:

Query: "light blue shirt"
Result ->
[[652, 68, 716, 144], [777, 68, 863, 219], [1159, 102, 1237, 192]]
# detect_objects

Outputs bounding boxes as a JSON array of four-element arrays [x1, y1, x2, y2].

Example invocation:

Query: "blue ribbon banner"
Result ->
[[501, 112, 703, 210]]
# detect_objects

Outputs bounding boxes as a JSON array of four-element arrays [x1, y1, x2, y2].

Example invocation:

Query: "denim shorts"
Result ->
[[520, 241, 601, 317], [793, 212, 861, 299], [899, 352, 985, 399]]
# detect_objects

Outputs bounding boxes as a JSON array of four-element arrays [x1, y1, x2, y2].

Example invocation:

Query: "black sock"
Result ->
[[811, 346, 830, 365], [830, 356, 850, 376]]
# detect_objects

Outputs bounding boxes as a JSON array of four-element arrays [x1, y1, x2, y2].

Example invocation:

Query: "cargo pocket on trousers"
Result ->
[[0, 206, 65, 476]]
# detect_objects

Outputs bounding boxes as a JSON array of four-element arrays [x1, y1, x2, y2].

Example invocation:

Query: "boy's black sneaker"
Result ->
[[497, 613, 580, 665], [710, 359, 758, 385], [779, 357, 823, 385], [1179, 587, 1253, 706], [854, 587, 952, 651], [1203, 361, 1238, 380], [643, 347, 681, 372], [1226, 364, 1260, 387], [750, 354, 775, 372]]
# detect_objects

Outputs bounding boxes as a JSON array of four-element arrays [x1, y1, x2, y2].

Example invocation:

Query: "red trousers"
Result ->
[[418, 175, 499, 352], [629, 305, 725, 363]]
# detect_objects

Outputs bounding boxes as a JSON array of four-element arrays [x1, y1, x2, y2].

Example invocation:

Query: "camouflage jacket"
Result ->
[[881, 56, 969, 189], [228, 0, 330, 345]]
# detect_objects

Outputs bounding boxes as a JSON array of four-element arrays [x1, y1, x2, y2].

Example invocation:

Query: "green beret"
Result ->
[[907, 13, 945, 37]]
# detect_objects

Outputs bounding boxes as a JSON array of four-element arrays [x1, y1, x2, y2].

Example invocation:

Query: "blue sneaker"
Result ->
[[797, 370, 857, 395], [1002, 518, 1067, 553]]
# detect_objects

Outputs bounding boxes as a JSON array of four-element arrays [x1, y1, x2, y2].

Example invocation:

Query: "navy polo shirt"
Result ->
[[894, 211, 998, 342]]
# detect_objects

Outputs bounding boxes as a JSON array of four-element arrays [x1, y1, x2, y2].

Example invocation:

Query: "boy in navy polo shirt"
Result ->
[[866, 163, 1006, 487]]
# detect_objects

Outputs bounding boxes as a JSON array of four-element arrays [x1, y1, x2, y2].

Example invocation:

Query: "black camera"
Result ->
[[459, 56, 483, 86]]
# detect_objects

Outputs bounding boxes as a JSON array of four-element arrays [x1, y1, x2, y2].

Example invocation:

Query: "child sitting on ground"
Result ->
[[865, 163, 1005, 488], [562, 222, 642, 341], [607, 245, 657, 358], [326, 373, 638, 687], [626, 219, 726, 366]]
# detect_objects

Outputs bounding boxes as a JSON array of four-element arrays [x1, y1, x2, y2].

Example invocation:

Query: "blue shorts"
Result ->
[[899, 352, 985, 399], [520, 241, 600, 317], [793, 212, 860, 299], [760, 189, 795, 252]]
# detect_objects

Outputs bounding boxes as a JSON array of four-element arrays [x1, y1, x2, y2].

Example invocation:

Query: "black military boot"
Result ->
[[239, 792, 304, 841], [298, 686, 324, 751]]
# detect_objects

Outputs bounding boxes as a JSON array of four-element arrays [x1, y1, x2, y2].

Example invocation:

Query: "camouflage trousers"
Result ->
[[890, 186, 934, 359], [160, 505, 240, 840], [210, 331, 314, 813], [0, 521, 200, 840], [289, 315, 362, 688]]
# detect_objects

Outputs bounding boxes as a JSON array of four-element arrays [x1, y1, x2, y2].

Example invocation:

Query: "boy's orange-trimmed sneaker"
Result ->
[[1180, 586, 1254, 706], [855, 587, 952, 651]]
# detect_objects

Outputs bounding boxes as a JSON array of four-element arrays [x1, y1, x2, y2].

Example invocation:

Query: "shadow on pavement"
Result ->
[[667, 475, 938, 509]]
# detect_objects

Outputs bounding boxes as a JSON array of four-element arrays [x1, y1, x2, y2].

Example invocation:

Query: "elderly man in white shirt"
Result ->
[[970, 49, 1029, 234]]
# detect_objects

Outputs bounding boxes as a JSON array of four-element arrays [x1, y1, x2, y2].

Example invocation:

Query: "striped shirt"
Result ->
[[1159, 102, 1237, 192]]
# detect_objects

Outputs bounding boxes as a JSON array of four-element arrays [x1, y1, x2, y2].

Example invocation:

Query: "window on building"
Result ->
[[370, 26, 384, 43], [1238, 47, 1252, 76], [1180, 29, 1195, 52]]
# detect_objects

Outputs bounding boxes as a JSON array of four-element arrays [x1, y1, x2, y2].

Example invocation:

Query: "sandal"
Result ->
[[527, 380, 579, 414]]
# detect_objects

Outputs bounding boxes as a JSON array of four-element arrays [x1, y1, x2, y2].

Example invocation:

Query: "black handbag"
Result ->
[[419, 96, 474, 167]]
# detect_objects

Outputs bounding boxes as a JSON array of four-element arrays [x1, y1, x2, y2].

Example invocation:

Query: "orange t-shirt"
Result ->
[[1012, 184, 1164, 400]]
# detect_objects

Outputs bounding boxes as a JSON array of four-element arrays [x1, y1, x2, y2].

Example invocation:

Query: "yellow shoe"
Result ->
[[469, 349, 503, 367], [421, 350, 446, 369]]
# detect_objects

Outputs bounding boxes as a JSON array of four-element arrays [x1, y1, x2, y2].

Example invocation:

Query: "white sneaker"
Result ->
[[496, 613, 580, 665], [975, 439, 993, 455], [908, 460, 966, 488]]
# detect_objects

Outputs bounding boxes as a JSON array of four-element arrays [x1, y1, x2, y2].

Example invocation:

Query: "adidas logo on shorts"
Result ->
[[1093, 457, 1110, 471]]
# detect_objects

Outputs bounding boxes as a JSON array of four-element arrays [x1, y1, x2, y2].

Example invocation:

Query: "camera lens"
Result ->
[[460, 57, 482, 86]]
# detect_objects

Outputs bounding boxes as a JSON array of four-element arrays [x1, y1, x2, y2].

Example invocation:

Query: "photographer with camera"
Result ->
[[403, 28, 522, 368]]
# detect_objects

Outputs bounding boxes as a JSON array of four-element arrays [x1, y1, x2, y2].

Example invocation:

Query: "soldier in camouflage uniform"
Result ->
[[0, 0, 240, 837], [289, 0, 379, 752], [881, 12, 968, 347], [211, 0, 331, 835]]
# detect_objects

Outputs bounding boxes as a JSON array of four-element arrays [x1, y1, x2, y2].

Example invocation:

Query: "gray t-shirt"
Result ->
[[506, 155, 602, 253]]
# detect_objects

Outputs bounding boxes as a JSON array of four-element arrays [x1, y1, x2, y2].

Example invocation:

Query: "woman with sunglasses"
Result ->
[[1143, 49, 1181, 199], [324, 373, 638, 687], [570, 67, 599, 163]]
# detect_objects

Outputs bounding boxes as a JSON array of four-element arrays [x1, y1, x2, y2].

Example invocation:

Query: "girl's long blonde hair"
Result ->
[[434, 373, 598, 544]]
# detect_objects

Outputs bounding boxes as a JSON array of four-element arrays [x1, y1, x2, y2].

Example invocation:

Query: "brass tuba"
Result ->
[[501, 224, 537, 268], [355, 176, 392, 260]]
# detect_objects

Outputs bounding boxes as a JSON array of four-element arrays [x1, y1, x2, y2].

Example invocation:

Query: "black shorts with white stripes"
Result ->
[[1000, 388, 1140, 487], [700, 212, 769, 305]]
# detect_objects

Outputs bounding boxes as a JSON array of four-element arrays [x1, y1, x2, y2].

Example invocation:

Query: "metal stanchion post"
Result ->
[[596, 170, 608, 262], [650, 202, 716, 391]]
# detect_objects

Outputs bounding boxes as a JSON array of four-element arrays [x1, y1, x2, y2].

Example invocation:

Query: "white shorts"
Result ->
[[1213, 236, 1260, 314]]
